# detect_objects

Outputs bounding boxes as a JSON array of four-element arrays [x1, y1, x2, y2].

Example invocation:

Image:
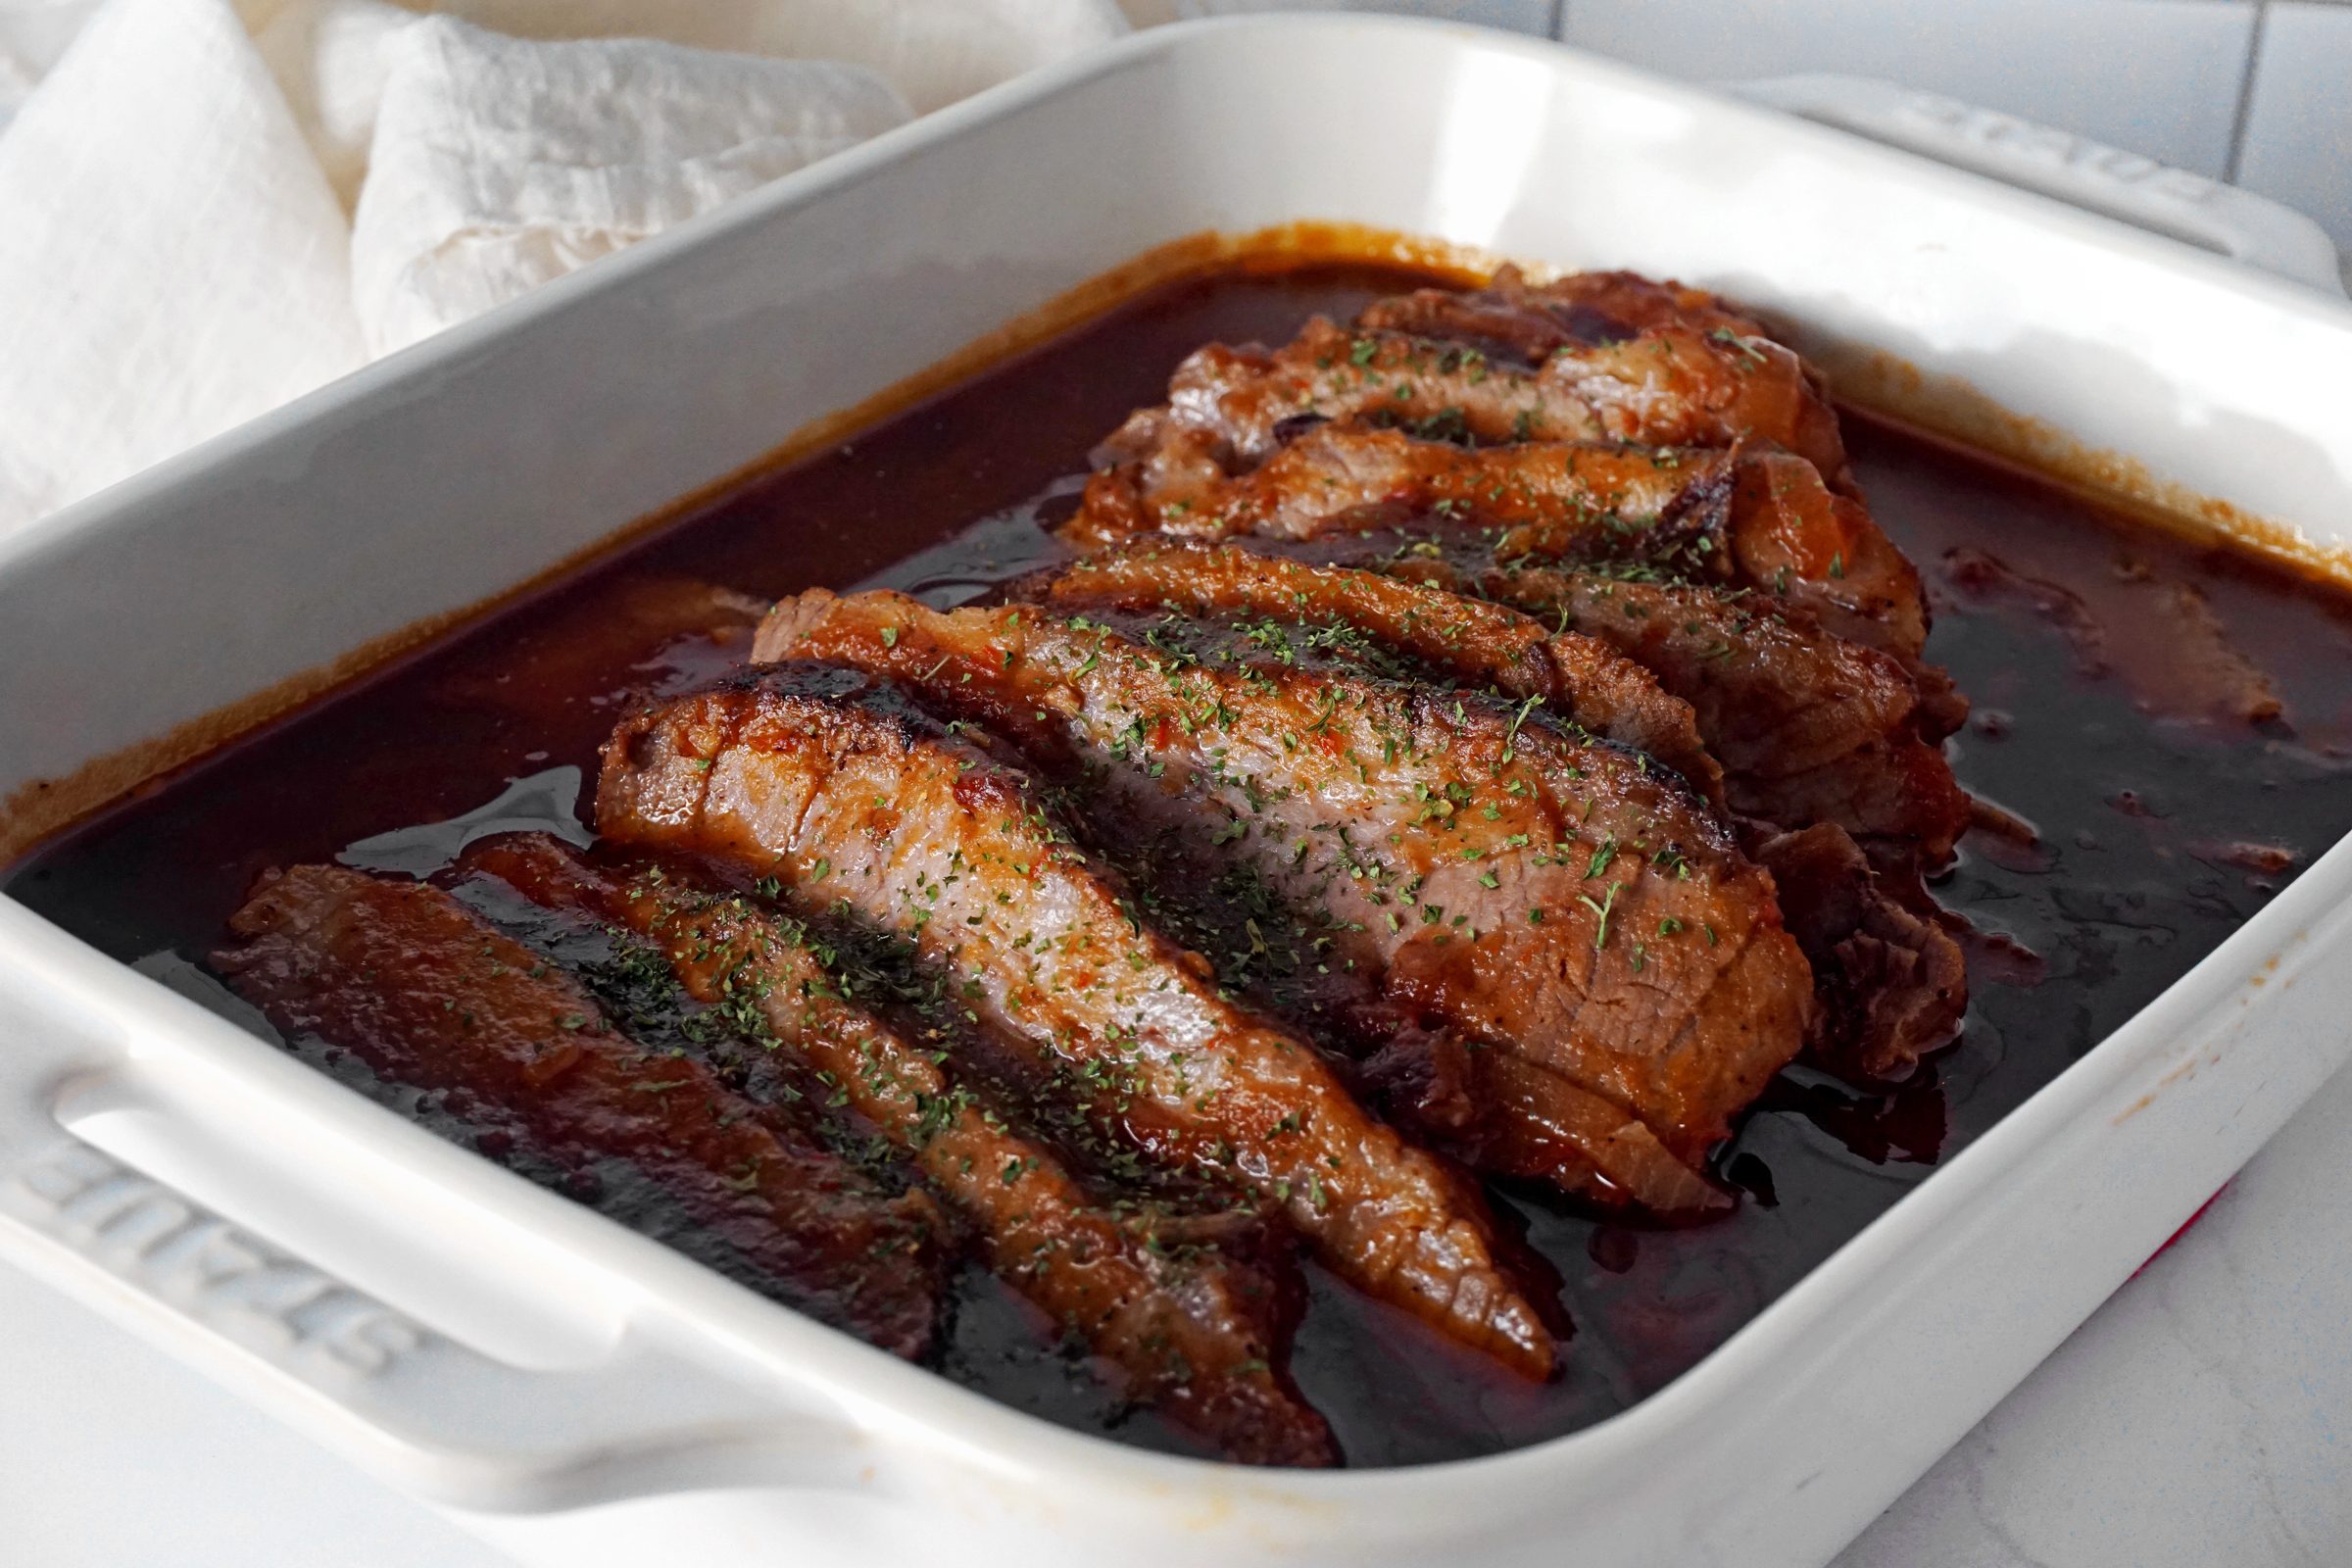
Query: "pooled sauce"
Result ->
[[10, 263, 2352, 1466]]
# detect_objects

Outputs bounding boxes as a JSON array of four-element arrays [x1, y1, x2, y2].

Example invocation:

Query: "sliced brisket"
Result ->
[[1335, 533, 1975, 866], [1072, 422, 1931, 672], [213, 863, 952, 1359], [1094, 305, 1843, 492], [756, 591, 1813, 1211], [595, 663, 1557, 1378], [1023, 544, 1968, 1083], [466, 834, 1336, 1466], [1032, 539, 1723, 805]]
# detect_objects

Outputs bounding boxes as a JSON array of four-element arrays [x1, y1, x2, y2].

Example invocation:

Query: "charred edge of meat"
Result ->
[[1745, 824, 1969, 1081]]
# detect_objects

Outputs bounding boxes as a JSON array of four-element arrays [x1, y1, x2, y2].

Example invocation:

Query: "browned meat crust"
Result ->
[[756, 591, 1812, 1212], [1025, 544, 1967, 1084], [1032, 539, 1724, 805], [1071, 422, 1931, 674], [1743, 824, 1968, 1081], [213, 863, 952, 1359], [1345, 538, 1974, 868], [466, 834, 1336, 1467], [1358, 268, 1777, 365], [596, 663, 1558, 1378], [1095, 305, 1842, 486]]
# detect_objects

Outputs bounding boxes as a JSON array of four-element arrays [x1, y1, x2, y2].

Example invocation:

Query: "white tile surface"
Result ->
[[2234, 3, 2352, 253], [1560, 0, 2258, 177]]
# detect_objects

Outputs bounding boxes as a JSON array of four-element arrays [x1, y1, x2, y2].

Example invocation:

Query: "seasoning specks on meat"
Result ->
[[214, 863, 954, 1359], [466, 833, 1337, 1466], [755, 587, 1812, 1210], [596, 662, 1560, 1378]]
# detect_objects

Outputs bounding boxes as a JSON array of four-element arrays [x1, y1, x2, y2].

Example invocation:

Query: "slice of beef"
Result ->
[[1743, 824, 1968, 1080], [1357, 267, 1779, 367], [212, 863, 951, 1359], [1031, 539, 1723, 805], [1075, 422, 1724, 556], [1072, 422, 1930, 672], [1020, 545, 1966, 1082], [596, 663, 1557, 1378], [1351, 539, 1974, 866], [1355, 268, 1852, 492], [466, 835, 1336, 1466], [1073, 505, 1965, 869], [1092, 303, 1844, 502], [757, 592, 1812, 1212]]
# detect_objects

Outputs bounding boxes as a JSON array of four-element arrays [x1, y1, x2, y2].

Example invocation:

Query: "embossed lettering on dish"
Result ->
[[1903, 93, 2215, 199], [4, 1142, 423, 1378]]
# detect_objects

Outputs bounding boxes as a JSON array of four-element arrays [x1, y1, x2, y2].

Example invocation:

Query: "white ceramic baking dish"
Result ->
[[4, 17, 2351, 1568]]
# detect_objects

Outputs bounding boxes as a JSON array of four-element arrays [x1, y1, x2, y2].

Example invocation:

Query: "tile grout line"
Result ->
[[2223, 0, 2271, 185]]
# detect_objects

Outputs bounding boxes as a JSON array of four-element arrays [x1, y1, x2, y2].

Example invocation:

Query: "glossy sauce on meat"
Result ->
[[10, 263, 2352, 1466]]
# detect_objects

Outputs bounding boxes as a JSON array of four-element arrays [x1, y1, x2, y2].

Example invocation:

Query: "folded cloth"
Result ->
[[253, 0, 414, 206], [353, 18, 911, 354], [0, 0, 364, 533], [254, 0, 1125, 212], [375, 0, 1127, 115], [0, 0, 1125, 533]]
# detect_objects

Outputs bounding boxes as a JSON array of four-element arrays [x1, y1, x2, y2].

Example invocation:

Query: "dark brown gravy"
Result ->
[[9, 262, 2352, 1467]]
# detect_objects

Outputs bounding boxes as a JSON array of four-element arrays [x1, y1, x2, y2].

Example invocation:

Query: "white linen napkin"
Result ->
[[368, 0, 1130, 116], [0, 0, 365, 532], [0, 0, 1127, 533], [351, 18, 913, 354]]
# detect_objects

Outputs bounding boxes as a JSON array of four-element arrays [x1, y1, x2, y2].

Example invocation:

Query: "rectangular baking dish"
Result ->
[[4, 17, 2352, 1568]]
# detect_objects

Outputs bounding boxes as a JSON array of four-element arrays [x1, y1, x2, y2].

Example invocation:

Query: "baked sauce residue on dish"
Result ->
[[8, 261, 2351, 1468]]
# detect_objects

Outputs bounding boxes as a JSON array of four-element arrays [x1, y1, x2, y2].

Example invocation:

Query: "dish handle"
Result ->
[[0, 933, 879, 1515], [1735, 74, 2346, 296], [0, 1119, 879, 1512]]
